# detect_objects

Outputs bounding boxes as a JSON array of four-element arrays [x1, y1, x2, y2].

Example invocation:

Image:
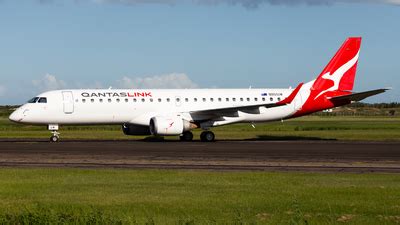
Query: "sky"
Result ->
[[0, 0, 399, 104]]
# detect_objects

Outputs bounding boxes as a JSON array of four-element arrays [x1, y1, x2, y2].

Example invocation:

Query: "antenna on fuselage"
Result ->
[[108, 86, 112, 90]]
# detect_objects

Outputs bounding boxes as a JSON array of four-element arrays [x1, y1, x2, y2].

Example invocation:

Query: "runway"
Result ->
[[0, 140, 399, 173]]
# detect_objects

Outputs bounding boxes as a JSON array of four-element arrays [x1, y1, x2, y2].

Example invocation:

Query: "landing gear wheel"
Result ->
[[50, 135, 59, 142], [180, 131, 194, 141], [200, 131, 215, 142], [48, 125, 60, 143]]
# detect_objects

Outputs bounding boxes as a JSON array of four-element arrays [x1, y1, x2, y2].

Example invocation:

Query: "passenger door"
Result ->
[[62, 91, 74, 114]]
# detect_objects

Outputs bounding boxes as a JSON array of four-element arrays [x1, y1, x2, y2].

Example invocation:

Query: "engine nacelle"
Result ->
[[149, 116, 197, 136], [122, 123, 151, 135]]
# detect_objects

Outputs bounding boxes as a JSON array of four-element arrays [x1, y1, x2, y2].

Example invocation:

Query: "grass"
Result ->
[[1, 116, 400, 141], [0, 169, 399, 224], [1, 106, 400, 224]]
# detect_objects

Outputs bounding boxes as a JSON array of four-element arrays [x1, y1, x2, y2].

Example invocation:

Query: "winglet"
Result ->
[[276, 83, 303, 106]]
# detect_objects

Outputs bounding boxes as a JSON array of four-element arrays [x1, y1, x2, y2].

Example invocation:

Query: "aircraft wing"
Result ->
[[190, 83, 303, 116], [328, 88, 390, 102]]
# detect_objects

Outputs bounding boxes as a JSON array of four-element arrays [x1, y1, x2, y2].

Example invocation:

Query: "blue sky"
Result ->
[[0, 0, 399, 104]]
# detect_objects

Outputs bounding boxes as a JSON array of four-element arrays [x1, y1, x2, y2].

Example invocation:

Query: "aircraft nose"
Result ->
[[9, 110, 22, 123]]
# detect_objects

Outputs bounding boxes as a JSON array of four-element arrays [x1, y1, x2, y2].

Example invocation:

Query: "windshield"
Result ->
[[38, 97, 47, 103], [27, 97, 39, 103]]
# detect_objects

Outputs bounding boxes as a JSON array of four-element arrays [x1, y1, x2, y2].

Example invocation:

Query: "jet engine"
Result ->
[[122, 123, 151, 135], [149, 116, 197, 136]]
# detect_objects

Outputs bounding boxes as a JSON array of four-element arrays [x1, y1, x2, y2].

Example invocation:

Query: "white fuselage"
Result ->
[[10, 88, 302, 127]]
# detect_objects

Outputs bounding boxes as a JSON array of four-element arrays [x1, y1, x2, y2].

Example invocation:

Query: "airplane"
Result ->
[[9, 37, 388, 142]]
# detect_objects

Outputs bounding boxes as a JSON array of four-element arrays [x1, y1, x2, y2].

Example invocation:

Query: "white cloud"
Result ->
[[74, 80, 104, 89], [32, 73, 67, 92], [0, 85, 6, 97], [116, 73, 199, 89], [30, 73, 198, 94]]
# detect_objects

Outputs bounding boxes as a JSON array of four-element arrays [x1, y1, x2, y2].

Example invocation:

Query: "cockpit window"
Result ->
[[38, 97, 47, 103], [27, 97, 39, 103]]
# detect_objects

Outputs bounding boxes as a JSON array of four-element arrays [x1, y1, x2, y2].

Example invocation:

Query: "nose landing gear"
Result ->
[[50, 132, 60, 142], [48, 124, 60, 142]]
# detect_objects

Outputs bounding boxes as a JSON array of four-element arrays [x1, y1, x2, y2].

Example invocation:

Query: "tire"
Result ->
[[180, 131, 193, 141], [50, 135, 59, 142], [200, 131, 215, 142]]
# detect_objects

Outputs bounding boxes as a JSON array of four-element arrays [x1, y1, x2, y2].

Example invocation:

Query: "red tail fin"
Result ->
[[292, 37, 362, 117], [312, 37, 361, 99]]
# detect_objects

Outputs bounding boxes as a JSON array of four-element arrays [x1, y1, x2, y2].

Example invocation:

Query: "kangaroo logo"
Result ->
[[314, 51, 359, 100]]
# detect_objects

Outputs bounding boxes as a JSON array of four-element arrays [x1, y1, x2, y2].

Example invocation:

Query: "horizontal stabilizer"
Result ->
[[328, 88, 390, 102]]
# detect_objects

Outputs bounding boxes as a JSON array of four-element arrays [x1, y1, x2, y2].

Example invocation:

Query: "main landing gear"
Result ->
[[200, 131, 215, 142], [48, 124, 60, 142], [179, 131, 215, 142], [180, 131, 194, 141]]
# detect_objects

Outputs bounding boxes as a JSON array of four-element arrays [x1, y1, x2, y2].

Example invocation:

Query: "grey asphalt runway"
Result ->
[[0, 140, 399, 172]]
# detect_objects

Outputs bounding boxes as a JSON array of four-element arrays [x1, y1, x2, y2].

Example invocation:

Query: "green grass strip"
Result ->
[[0, 169, 399, 224]]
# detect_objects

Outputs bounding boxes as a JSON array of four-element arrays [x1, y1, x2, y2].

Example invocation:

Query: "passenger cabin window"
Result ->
[[38, 97, 47, 103], [218, 98, 222, 102], [28, 97, 39, 103], [270, 97, 273, 101], [185, 98, 189, 102], [100, 99, 103, 103], [158, 98, 162, 102], [91, 99, 94, 103], [232, 98, 236, 102], [194, 98, 198, 102]]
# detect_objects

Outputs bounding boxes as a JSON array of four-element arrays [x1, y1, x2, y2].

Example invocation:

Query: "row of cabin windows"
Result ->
[[76, 97, 282, 103]]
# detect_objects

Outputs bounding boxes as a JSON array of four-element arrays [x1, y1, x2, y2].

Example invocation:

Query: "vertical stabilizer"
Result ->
[[312, 37, 361, 99]]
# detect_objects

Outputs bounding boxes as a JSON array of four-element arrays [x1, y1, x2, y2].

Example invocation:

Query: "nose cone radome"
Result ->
[[9, 110, 22, 123]]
